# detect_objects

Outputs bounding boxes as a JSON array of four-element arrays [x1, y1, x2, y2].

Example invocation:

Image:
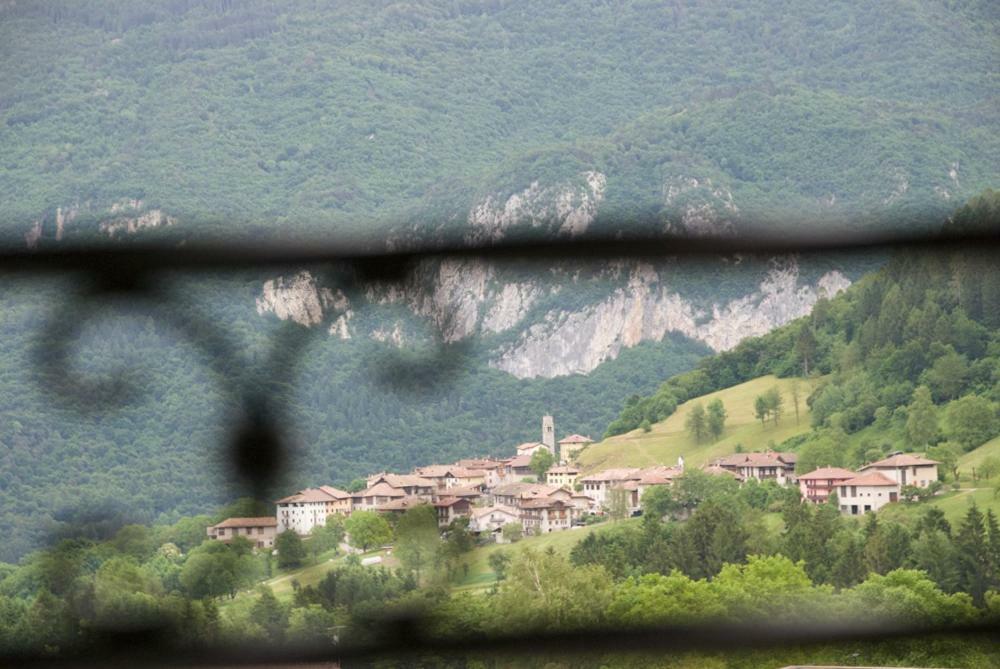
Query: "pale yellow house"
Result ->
[[545, 464, 580, 488]]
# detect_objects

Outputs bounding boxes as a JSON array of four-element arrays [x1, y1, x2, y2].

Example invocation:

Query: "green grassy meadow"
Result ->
[[578, 375, 820, 473]]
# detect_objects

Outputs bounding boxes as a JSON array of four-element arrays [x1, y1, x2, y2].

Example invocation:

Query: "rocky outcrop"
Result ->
[[22, 199, 178, 245], [490, 259, 851, 378], [256, 271, 342, 326], [467, 171, 606, 242], [99, 199, 177, 237]]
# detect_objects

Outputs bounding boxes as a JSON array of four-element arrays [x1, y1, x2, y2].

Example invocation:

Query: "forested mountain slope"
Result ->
[[599, 193, 1000, 474], [1, 0, 997, 244], [0, 1, 997, 563]]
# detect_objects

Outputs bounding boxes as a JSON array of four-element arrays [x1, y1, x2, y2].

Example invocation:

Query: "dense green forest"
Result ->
[[606, 192, 1000, 460], [1, 0, 997, 244]]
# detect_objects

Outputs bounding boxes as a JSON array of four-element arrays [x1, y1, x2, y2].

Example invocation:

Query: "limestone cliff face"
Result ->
[[252, 174, 864, 378], [256, 271, 343, 327], [257, 257, 852, 379], [489, 259, 850, 378]]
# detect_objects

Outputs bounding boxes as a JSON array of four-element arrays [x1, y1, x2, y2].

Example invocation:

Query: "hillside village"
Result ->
[[205, 415, 940, 552]]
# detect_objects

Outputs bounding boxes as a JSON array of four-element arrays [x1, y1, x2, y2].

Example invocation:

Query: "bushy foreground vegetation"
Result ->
[[2, 472, 999, 667]]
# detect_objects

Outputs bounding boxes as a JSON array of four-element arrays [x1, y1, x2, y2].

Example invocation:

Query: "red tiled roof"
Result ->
[[862, 453, 940, 469], [516, 441, 545, 452], [507, 453, 534, 468], [212, 517, 277, 529], [797, 467, 857, 481], [842, 472, 899, 487], [558, 434, 593, 444], [547, 465, 580, 474]]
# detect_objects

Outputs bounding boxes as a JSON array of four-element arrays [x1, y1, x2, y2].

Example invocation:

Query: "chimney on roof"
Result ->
[[542, 415, 555, 454]]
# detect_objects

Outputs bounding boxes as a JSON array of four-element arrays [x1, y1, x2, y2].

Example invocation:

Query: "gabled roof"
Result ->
[[558, 434, 593, 444], [360, 481, 407, 498], [842, 472, 899, 487], [432, 496, 471, 508], [637, 466, 683, 485], [797, 467, 858, 481], [862, 453, 940, 469], [516, 441, 545, 452], [506, 453, 535, 468], [318, 485, 351, 499], [212, 517, 277, 529], [470, 505, 518, 520], [492, 482, 558, 498], [276, 487, 343, 504], [370, 473, 435, 489], [547, 465, 580, 475]]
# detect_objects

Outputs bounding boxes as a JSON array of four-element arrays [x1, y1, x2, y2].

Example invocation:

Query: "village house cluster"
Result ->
[[206, 415, 942, 549]]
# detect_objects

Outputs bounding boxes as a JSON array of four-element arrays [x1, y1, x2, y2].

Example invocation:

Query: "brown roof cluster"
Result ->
[[797, 467, 857, 481], [212, 517, 277, 529], [842, 472, 899, 487], [863, 453, 940, 469]]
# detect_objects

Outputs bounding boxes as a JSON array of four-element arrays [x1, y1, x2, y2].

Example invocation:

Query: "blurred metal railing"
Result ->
[[1, 227, 997, 667]]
